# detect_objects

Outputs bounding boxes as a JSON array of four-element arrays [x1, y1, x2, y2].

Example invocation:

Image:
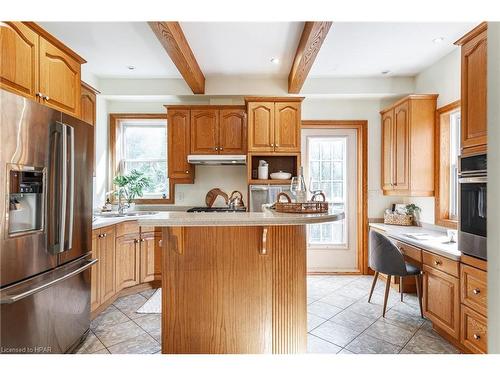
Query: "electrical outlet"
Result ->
[[177, 192, 185, 201]]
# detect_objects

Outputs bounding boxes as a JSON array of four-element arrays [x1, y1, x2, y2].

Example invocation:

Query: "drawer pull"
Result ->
[[473, 334, 481, 340], [434, 260, 442, 266], [473, 288, 481, 295]]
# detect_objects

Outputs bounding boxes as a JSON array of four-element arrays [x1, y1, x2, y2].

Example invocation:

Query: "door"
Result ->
[[381, 110, 394, 191], [39, 36, 81, 116], [461, 29, 487, 152], [90, 230, 100, 311], [393, 101, 409, 191], [168, 109, 193, 179], [115, 235, 140, 290], [99, 226, 116, 304], [247, 102, 274, 152], [219, 109, 247, 154], [139, 231, 157, 283], [274, 102, 300, 152], [0, 22, 39, 100], [302, 128, 358, 272], [0, 90, 59, 287], [423, 265, 460, 339], [190, 109, 219, 154]]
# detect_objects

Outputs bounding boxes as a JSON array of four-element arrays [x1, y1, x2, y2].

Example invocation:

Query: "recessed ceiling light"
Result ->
[[381, 70, 391, 75], [270, 57, 280, 65], [127, 65, 136, 70], [433, 37, 445, 44]]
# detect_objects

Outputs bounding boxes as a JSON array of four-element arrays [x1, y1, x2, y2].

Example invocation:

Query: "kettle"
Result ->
[[228, 190, 245, 209]]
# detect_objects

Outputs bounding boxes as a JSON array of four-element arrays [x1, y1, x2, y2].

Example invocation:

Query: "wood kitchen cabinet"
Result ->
[[246, 97, 303, 153], [0, 22, 85, 117], [139, 229, 161, 283], [380, 94, 437, 196], [423, 263, 460, 340], [80, 82, 98, 126], [115, 235, 140, 291], [167, 108, 194, 181], [91, 225, 116, 312], [190, 107, 247, 155], [455, 22, 487, 156]]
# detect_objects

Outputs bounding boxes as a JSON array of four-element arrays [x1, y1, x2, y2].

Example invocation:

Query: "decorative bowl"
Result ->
[[270, 171, 292, 180]]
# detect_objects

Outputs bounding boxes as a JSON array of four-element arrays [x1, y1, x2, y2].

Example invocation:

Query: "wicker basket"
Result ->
[[383, 212, 413, 226], [273, 192, 329, 214]]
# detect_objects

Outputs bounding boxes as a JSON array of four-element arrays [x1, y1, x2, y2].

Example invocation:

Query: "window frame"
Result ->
[[109, 113, 173, 204], [435, 101, 460, 229]]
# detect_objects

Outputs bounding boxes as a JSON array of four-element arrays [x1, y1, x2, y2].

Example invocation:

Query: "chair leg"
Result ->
[[368, 271, 379, 303], [415, 274, 424, 318], [383, 274, 391, 317], [400, 276, 404, 302]]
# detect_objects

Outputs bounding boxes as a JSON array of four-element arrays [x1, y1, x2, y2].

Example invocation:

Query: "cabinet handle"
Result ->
[[270, 143, 275, 147], [219, 146, 224, 151], [473, 334, 481, 340], [102, 233, 107, 238], [141, 238, 145, 242], [275, 144, 279, 147], [473, 288, 481, 295], [43, 95, 50, 101], [434, 260, 442, 266], [185, 170, 189, 174], [260, 227, 268, 255], [36, 92, 43, 98], [134, 239, 139, 244], [215, 147, 219, 151]]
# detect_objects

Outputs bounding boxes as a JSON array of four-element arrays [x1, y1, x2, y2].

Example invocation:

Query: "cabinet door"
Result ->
[[99, 226, 116, 304], [39, 36, 81, 116], [90, 230, 100, 312], [139, 231, 157, 283], [274, 102, 300, 152], [190, 109, 219, 154], [219, 109, 247, 154], [423, 265, 460, 339], [115, 235, 140, 291], [461, 29, 487, 153], [248, 102, 275, 152], [393, 101, 410, 191], [168, 109, 193, 180], [80, 83, 96, 126], [0, 22, 39, 100], [381, 110, 394, 191]]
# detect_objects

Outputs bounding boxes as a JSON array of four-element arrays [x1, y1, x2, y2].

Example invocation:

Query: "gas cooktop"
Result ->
[[186, 207, 247, 213]]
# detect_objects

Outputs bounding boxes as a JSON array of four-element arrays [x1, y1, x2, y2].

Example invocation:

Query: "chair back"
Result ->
[[369, 230, 407, 276]]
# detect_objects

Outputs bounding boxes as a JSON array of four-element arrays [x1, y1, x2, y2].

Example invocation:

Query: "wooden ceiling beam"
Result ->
[[288, 22, 332, 94], [149, 21, 205, 94]]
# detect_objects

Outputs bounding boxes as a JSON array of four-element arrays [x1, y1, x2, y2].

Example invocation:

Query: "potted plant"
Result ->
[[405, 204, 421, 225], [112, 170, 152, 212]]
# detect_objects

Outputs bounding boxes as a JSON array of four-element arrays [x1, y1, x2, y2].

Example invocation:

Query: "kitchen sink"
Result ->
[[95, 211, 158, 218]]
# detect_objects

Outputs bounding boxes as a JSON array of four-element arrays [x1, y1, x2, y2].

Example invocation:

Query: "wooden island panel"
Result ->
[[161, 225, 307, 354]]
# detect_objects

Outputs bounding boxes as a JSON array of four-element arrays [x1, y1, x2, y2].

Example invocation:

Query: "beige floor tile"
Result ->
[[140, 288, 157, 299], [107, 333, 161, 354], [91, 305, 130, 331], [307, 301, 343, 320], [403, 330, 460, 354], [318, 293, 358, 309], [364, 320, 415, 347], [307, 334, 342, 354], [93, 320, 145, 348], [134, 314, 161, 334], [345, 300, 383, 320], [307, 314, 326, 332], [309, 321, 359, 347], [74, 331, 105, 354], [346, 332, 401, 354], [380, 309, 426, 332], [113, 293, 148, 320], [328, 309, 376, 334]]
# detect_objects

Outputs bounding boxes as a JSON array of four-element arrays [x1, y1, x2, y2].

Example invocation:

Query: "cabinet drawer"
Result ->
[[116, 221, 139, 238], [423, 251, 459, 277], [461, 264, 487, 316], [394, 241, 422, 263], [461, 305, 487, 354]]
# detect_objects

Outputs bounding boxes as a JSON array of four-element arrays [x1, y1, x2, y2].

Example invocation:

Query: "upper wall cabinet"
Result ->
[[246, 97, 303, 153], [0, 22, 85, 117], [380, 94, 438, 196], [455, 23, 487, 156], [190, 107, 247, 155], [167, 108, 194, 181], [80, 82, 98, 126]]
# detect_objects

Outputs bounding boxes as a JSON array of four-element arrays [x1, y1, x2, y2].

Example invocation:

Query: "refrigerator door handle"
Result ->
[[65, 124, 75, 250], [48, 123, 65, 254], [0, 258, 97, 304], [59, 124, 67, 252]]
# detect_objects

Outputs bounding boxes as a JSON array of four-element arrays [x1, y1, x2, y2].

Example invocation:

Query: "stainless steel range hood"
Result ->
[[187, 155, 247, 165]]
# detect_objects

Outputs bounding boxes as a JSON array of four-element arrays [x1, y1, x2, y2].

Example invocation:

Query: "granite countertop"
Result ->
[[137, 210, 345, 227], [369, 222, 460, 260]]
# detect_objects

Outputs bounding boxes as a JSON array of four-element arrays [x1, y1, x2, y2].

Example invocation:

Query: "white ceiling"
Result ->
[[180, 22, 303, 77], [309, 22, 478, 77], [39, 22, 182, 78], [40, 21, 478, 81]]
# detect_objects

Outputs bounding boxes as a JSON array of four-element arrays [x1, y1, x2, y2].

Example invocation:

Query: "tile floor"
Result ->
[[75, 275, 460, 354]]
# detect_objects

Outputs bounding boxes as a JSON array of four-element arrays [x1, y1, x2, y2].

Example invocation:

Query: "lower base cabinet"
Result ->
[[461, 305, 487, 353], [91, 222, 161, 313], [422, 264, 460, 340]]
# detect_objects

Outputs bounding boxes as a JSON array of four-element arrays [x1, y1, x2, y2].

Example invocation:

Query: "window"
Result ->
[[110, 114, 171, 203], [307, 136, 347, 247], [435, 101, 461, 228]]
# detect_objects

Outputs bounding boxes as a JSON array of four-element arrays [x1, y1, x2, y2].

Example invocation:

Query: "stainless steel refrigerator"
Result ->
[[0, 89, 96, 354]]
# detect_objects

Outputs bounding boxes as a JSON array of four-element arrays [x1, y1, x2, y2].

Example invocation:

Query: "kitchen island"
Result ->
[[138, 210, 344, 354]]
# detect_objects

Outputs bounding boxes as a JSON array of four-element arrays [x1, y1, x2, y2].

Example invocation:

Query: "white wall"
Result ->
[[302, 98, 402, 219], [487, 22, 500, 354], [409, 47, 462, 224]]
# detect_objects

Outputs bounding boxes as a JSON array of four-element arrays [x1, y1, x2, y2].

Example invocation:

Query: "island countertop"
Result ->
[[137, 210, 345, 227]]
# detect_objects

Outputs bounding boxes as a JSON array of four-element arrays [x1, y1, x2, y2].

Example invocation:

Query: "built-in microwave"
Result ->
[[458, 154, 487, 260]]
